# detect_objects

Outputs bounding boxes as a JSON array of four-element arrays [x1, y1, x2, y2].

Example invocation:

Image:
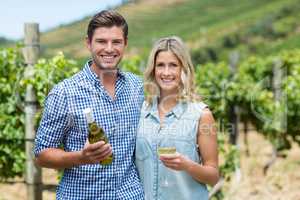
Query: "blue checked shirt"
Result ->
[[34, 61, 145, 200]]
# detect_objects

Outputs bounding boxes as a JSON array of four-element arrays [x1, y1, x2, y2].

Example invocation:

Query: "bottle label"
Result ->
[[83, 108, 94, 123]]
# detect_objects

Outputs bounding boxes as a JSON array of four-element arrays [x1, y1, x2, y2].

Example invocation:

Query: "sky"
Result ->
[[0, 0, 123, 40]]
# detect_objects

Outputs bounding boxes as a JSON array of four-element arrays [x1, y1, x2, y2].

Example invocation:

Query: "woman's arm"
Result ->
[[160, 108, 219, 186], [186, 108, 219, 185]]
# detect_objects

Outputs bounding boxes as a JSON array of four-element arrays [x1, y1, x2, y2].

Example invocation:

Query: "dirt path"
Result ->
[[0, 168, 57, 200], [0, 131, 299, 200], [223, 131, 300, 200]]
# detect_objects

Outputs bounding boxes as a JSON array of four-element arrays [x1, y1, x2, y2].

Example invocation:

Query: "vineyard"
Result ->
[[0, 43, 299, 199]]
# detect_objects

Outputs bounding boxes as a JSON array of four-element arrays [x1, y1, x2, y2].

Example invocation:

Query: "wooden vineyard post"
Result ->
[[263, 59, 286, 174], [228, 51, 240, 146], [228, 51, 241, 183], [23, 23, 42, 200]]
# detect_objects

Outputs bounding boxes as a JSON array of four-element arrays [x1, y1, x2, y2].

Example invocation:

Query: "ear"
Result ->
[[124, 37, 128, 47], [85, 36, 91, 51]]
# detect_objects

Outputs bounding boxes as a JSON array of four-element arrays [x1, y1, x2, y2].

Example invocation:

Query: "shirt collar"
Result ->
[[144, 97, 159, 120], [144, 97, 186, 120], [171, 101, 186, 119], [83, 60, 126, 83]]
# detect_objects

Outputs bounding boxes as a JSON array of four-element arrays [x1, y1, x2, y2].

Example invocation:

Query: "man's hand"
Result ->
[[81, 140, 113, 164]]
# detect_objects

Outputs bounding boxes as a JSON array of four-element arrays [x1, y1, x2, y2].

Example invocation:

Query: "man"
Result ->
[[34, 10, 144, 199]]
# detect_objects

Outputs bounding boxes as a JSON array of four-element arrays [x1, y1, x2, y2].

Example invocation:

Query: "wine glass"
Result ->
[[157, 137, 176, 187]]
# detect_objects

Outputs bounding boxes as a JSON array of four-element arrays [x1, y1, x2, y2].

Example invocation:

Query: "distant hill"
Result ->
[[0, 37, 13, 47], [6, 0, 300, 63]]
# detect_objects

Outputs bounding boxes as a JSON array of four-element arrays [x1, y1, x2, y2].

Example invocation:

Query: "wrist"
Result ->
[[75, 150, 87, 165], [184, 159, 196, 172]]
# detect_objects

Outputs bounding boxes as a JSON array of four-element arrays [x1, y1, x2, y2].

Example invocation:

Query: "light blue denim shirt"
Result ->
[[135, 98, 209, 200]]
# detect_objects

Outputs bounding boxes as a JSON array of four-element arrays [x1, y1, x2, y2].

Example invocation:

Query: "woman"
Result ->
[[135, 36, 219, 200]]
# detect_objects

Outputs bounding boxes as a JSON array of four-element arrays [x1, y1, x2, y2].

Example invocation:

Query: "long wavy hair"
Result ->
[[144, 36, 198, 105]]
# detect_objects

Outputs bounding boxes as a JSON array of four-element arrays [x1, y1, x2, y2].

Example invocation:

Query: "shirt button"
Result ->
[[112, 126, 117, 133]]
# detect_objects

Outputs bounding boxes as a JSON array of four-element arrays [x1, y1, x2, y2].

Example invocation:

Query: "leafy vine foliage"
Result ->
[[1, 46, 298, 190], [0, 48, 78, 179]]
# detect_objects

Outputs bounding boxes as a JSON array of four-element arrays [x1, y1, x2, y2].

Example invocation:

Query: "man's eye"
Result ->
[[112, 40, 123, 45]]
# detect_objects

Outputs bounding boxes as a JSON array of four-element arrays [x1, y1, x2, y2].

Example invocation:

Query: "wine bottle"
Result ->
[[83, 108, 113, 165]]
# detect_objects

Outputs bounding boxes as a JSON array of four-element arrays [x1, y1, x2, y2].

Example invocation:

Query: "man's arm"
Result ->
[[34, 84, 112, 169], [35, 141, 112, 169]]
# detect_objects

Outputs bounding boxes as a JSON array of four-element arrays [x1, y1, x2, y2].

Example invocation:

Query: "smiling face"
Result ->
[[154, 50, 182, 97], [86, 26, 127, 71]]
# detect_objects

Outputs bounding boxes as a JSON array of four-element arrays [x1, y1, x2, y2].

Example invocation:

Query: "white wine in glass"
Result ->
[[157, 147, 176, 156], [157, 142, 176, 187]]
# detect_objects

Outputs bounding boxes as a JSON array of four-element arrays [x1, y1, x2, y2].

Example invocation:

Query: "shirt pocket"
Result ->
[[67, 111, 88, 140], [135, 137, 152, 161], [135, 137, 153, 191], [171, 136, 197, 159]]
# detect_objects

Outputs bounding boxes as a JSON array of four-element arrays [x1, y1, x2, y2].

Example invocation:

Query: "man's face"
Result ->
[[86, 26, 127, 71]]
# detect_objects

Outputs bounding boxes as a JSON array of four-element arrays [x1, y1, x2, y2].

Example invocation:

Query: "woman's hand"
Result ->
[[159, 152, 193, 171]]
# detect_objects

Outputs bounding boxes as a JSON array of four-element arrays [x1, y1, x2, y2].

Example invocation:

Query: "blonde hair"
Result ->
[[144, 36, 198, 104]]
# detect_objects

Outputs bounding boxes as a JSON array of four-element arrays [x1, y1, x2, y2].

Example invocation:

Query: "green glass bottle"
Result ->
[[83, 108, 113, 165]]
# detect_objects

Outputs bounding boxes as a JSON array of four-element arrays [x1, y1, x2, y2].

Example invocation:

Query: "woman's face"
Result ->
[[154, 51, 182, 96]]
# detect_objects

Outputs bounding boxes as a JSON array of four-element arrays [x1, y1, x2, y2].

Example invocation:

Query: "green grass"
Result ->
[[270, 33, 300, 53], [4, 0, 300, 61]]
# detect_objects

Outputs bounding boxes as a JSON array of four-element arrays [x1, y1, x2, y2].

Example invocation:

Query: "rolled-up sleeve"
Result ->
[[34, 84, 69, 157]]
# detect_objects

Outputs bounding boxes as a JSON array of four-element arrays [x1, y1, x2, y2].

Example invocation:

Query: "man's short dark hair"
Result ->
[[87, 10, 128, 41]]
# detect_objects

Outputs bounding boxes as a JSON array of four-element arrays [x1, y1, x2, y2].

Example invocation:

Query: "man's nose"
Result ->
[[105, 42, 113, 52]]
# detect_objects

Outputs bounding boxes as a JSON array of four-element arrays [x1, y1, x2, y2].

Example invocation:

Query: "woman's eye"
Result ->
[[170, 63, 178, 67], [156, 63, 164, 67]]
